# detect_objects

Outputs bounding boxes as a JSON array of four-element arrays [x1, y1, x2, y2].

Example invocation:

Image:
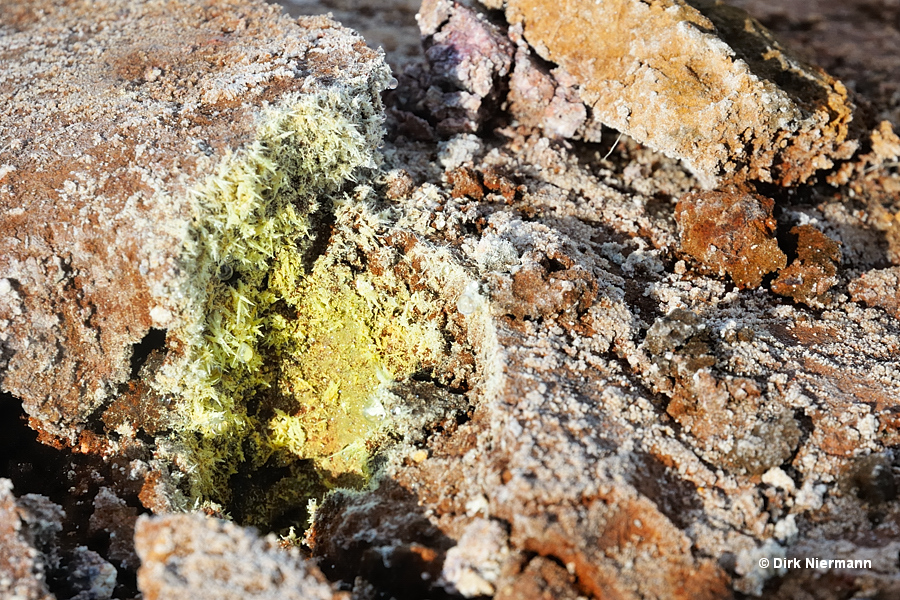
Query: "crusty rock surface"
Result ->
[[771, 224, 842, 304], [134, 513, 345, 600], [0, 0, 387, 444], [279, 0, 423, 72], [2, 0, 900, 599], [849, 266, 900, 319], [490, 0, 863, 186], [675, 190, 787, 288], [305, 125, 900, 597], [0, 479, 54, 600]]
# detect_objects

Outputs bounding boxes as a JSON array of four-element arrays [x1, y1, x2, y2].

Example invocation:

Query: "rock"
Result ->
[[88, 487, 139, 571], [675, 190, 787, 288], [491, 0, 862, 186], [134, 513, 345, 600], [849, 266, 900, 319], [771, 225, 842, 305], [0, 479, 55, 600], [494, 556, 582, 600], [5, 0, 900, 599], [0, 0, 390, 450], [311, 110, 900, 598], [417, 0, 514, 135], [506, 26, 599, 141], [64, 547, 117, 600]]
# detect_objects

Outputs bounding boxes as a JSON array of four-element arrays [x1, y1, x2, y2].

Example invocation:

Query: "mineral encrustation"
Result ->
[[2, 0, 900, 599]]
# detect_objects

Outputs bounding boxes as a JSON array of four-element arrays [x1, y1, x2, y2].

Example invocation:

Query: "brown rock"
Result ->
[[447, 166, 486, 200], [675, 190, 787, 288], [311, 480, 454, 599], [495, 0, 859, 186], [134, 513, 345, 600], [494, 556, 582, 600], [88, 487, 139, 570], [848, 266, 900, 319], [772, 225, 841, 305], [668, 371, 802, 475], [644, 309, 801, 474], [0, 0, 389, 444]]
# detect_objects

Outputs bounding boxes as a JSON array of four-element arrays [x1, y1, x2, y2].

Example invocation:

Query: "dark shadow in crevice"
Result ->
[[313, 478, 465, 600], [0, 392, 145, 598], [129, 328, 167, 379], [626, 451, 705, 531], [302, 197, 338, 273]]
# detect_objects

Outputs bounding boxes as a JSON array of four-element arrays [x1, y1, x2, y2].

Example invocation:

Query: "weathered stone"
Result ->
[[494, 556, 582, 600], [675, 190, 787, 288], [490, 0, 862, 186], [772, 225, 842, 305], [0, 0, 390, 448], [506, 26, 599, 141], [0, 480, 55, 600], [5, 1, 900, 599], [849, 266, 900, 319], [417, 0, 514, 134], [63, 547, 117, 600], [134, 513, 345, 600]]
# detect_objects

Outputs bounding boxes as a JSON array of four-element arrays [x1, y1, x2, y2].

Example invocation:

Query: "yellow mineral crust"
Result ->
[[168, 91, 381, 500], [0, 0, 388, 446], [0, 0, 419, 510]]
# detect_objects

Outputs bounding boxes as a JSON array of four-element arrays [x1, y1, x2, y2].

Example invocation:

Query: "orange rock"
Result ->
[[675, 190, 786, 288], [772, 225, 841, 305], [499, 0, 859, 186]]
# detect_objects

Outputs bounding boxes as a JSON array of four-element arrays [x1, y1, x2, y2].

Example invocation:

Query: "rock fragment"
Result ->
[[134, 514, 345, 600], [63, 547, 117, 600], [494, 0, 860, 186], [0, 480, 54, 600], [675, 190, 787, 288], [643, 309, 801, 474], [848, 266, 900, 319], [506, 25, 601, 141], [417, 0, 514, 134], [771, 225, 842, 305]]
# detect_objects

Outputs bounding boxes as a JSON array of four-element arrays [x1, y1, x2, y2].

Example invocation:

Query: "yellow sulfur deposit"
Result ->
[[165, 81, 444, 516]]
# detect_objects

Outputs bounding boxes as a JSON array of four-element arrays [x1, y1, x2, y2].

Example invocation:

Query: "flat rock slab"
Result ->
[[0, 0, 387, 443]]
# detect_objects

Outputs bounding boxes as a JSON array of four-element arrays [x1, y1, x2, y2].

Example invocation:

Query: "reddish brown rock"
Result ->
[[89, 487, 140, 571], [0, 0, 388, 445], [447, 166, 486, 200], [494, 556, 582, 600], [772, 225, 842, 305], [675, 190, 787, 288], [849, 266, 900, 319]]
